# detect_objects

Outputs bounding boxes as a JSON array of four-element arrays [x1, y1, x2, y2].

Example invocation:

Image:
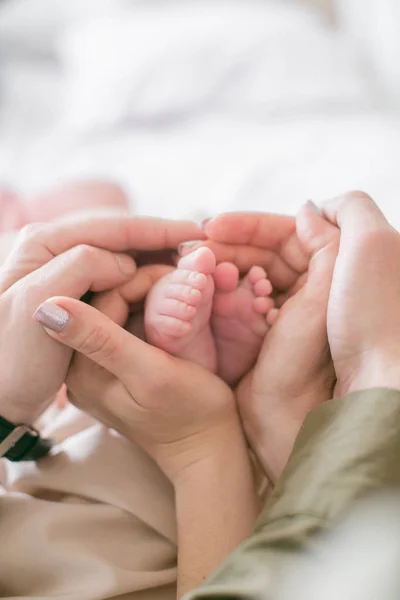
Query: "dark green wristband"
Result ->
[[0, 415, 54, 461]]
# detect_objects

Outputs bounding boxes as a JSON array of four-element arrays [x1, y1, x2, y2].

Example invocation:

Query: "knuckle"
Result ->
[[74, 244, 98, 263], [76, 325, 118, 365], [17, 222, 47, 243], [344, 190, 373, 205], [72, 245, 102, 272]]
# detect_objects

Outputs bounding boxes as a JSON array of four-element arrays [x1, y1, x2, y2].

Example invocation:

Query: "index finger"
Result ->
[[196, 240, 300, 291], [27, 214, 204, 257], [2, 214, 204, 289], [204, 212, 296, 248]]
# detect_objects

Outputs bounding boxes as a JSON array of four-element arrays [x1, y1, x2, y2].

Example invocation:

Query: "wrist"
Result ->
[[242, 399, 303, 484], [173, 414, 259, 597], [160, 412, 248, 487], [334, 347, 400, 397], [241, 384, 334, 484], [338, 356, 400, 397]]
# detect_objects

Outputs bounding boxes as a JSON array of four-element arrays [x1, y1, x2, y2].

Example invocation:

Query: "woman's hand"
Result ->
[[322, 192, 400, 396], [181, 212, 309, 293], [34, 289, 259, 596], [236, 203, 340, 483], [0, 213, 203, 425], [34, 288, 237, 479]]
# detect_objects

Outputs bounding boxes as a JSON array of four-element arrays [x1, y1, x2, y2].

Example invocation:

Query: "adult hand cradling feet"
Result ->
[[34, 270, 259, 599], [236, 202, 340, 484], [322, 191, 400, 396], [200, 192, 400, 486], [21, 189, 400, 600], [0, 211, 202, 427], [30, 205, 333, 596], [183, 195, 400, 600], [180, 205, 339, 483]]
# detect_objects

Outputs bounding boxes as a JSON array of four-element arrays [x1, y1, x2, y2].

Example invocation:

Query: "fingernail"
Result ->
[[115, 253, 136, 274], [200, 218, 212, 230], [306, 200, 323, 216], [178, 240, 203, 255], [34, 302, 70, 332]]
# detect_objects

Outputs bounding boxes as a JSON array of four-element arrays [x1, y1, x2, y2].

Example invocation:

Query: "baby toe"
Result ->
[[149, 315, 193, 338], [170, 269, 208, 290], [247, 266, 267, 285], [240, 265, 267, 293], [254, 278, 273, 297], [165, 283, 203, 306], [253, 296, 274, 315], [267, 307, 279, 326], [177, 247, 216, 275], [213, 262, 239, 293], [159, 298, 197, 321]]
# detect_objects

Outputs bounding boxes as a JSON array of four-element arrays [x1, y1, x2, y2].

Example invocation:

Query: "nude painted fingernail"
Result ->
[[178, 240, 203, 254], [306, 200, 323, 216], [115, 253, 136, 274], [34, 302, 70, 332], [200, 218, 212, 230]]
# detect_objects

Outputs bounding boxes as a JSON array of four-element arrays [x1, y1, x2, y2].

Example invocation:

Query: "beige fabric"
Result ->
[[0, 404, 177, 599]]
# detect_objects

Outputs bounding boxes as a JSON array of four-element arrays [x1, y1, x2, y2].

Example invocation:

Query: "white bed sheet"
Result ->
[[1, 0, 399, 227]]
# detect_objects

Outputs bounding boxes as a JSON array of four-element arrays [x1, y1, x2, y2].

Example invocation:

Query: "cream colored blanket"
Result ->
[[0, 404, 177, 599]]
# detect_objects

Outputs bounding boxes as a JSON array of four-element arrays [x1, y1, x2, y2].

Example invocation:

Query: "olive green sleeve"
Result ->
[[186, 389, 400, 599]]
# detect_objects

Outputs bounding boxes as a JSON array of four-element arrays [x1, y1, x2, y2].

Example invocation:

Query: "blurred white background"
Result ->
[[0, 0, 399, 224]]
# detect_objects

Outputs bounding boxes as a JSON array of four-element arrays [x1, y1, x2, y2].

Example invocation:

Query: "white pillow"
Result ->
[[0, 0, 129, 59], [223, 30, 370, 117], [59, 0, 372, 133], [61, 0, 348, 131]]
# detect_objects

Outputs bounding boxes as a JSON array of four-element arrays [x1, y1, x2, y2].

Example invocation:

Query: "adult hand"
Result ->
[[321, 191, 400, 396], [0, 213, 202, 425], [237, 203, 340, 483], [180, 212, 309, 293], [33, 291, 238, 482], [34, 268, 259, 596]]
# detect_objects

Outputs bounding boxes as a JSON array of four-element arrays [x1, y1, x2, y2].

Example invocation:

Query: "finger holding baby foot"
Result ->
[[144, 247, 218, 372], [212, 264, 274, 385]]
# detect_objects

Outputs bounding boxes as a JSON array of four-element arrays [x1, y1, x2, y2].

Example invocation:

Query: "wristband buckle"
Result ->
[[0, 425, 38, 458]]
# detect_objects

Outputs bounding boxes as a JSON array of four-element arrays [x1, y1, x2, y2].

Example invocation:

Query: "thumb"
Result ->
[[322, 191, 390, 234], [296, 201, 340, 296], [33, 297, 157, 386], [296, 201, 339, 255]]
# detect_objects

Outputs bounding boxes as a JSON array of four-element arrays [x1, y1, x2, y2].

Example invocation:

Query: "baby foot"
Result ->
[[212, 264, 273, 385], [145, 247, 217, 373]]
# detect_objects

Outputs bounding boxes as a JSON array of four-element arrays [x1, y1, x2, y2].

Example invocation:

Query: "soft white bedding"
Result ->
[[1, 0, 399, 226]]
